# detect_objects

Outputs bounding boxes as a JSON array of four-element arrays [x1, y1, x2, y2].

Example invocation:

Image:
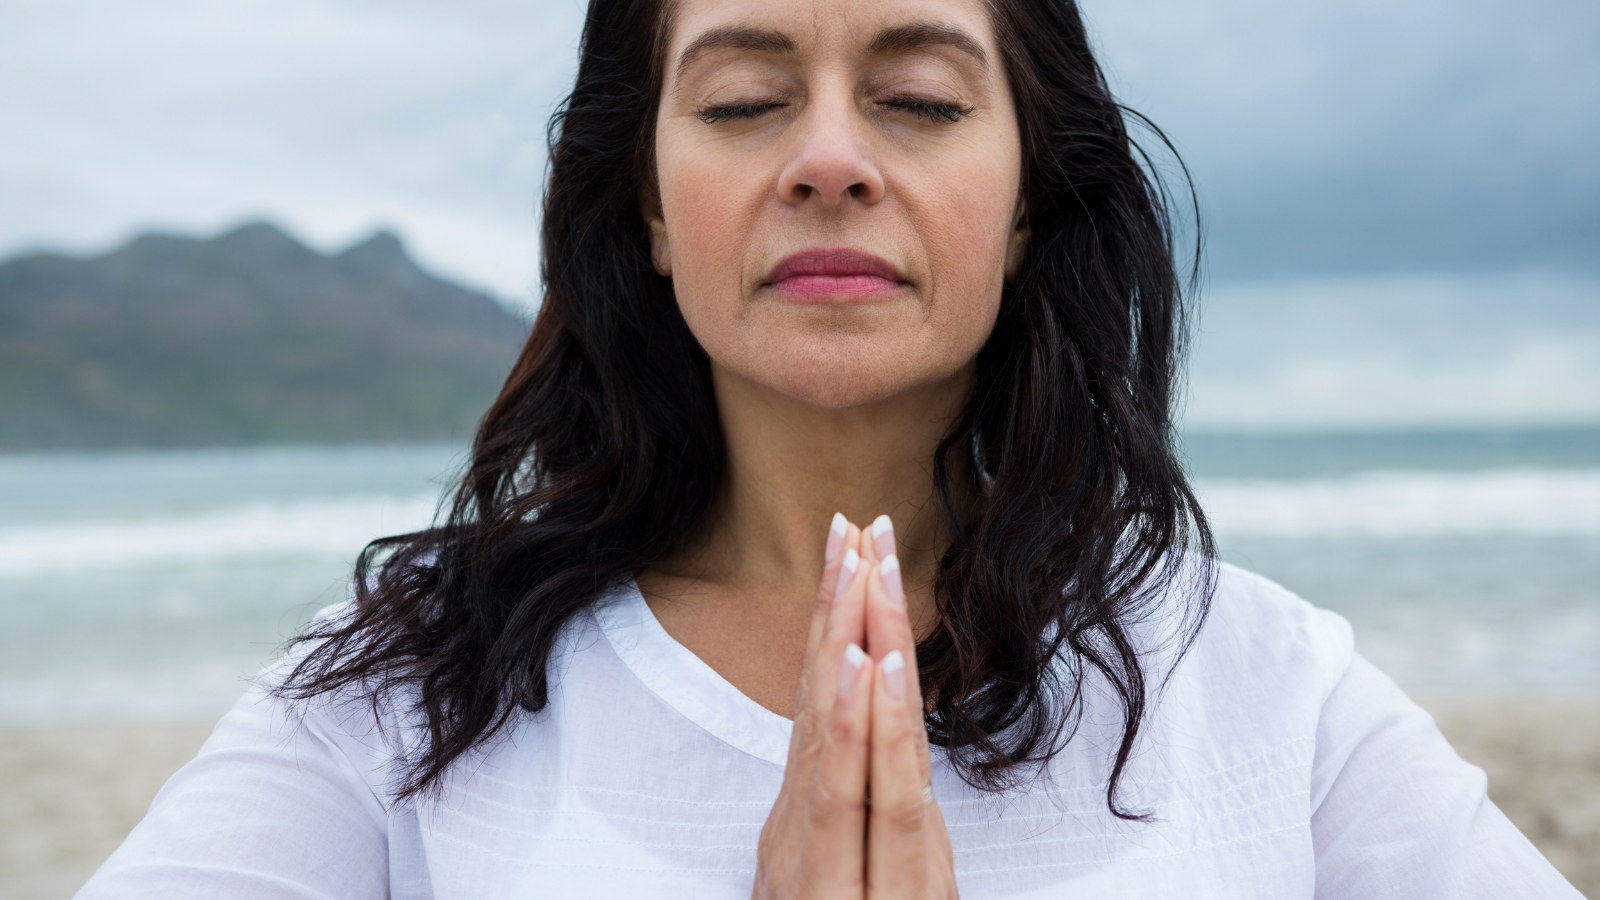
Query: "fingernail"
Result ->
[[882, 649, 906, 701], [824, 512, 847, 564], [870, 514, 895, 562], [879, 554, 905, 607], [835, 548, 859, 597], [839, 643, 866, 695]]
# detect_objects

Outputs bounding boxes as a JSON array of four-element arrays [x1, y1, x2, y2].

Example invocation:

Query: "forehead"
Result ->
[[666, 0, 999, 71]]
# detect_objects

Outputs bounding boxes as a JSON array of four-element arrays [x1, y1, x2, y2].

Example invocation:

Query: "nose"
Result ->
[[776, 93, 885, 208]]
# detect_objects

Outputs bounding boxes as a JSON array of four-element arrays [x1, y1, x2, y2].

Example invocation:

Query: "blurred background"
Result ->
[[1, 0, 1596, 896]]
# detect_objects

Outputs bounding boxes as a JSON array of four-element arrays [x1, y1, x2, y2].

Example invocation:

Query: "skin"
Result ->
[[634, 0, 1024, 894]]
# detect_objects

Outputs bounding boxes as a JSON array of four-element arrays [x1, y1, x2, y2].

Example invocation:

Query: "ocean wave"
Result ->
[[1195, 468, 1600, 537], [0, 659, 261, 725], [0, 493, 441, 578], [2, 468, 1597, 578]]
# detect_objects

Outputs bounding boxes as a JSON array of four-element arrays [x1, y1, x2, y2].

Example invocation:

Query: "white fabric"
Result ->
[[78, 562, 1581, 898]]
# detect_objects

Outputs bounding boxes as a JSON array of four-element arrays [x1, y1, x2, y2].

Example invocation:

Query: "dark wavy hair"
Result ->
[[279, 0, 1215, 819]]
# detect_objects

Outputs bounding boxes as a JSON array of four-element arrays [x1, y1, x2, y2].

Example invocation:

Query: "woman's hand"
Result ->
[[859, 516, 958, 900], [752, 513, 872, 898], [751, 514, 958, 900]]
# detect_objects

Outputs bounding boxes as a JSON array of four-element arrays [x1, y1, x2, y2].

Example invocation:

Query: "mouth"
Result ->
[[762, 248, 908, 302]]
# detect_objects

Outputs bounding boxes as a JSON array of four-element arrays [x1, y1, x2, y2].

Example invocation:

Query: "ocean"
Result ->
[[1, 432, 1596, 724]]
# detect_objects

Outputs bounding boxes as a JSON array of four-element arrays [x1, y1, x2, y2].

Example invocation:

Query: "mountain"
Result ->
[[0, 222, 530, 450]]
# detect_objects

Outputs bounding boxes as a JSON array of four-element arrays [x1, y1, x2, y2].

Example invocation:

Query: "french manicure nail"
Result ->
[[879, 554, 905, 607], [835, 548, 859, 597], [839, 643, 866, 695], [882, 649, 906, 701], [870, 514, 895, 561], [825, 512, 847, 564]]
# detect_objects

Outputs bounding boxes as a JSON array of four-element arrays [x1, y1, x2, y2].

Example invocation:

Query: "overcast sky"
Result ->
[[4, 0, 1597, 426], [1092, 0, 1599, 280]]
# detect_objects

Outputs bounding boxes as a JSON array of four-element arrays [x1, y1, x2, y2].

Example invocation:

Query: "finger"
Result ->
[[868, 514, 897, 566], [867, 646, 930, 898], [794, 516, 858, 711], [805, 641, 873, 894], [820, 516, 858, 617], [802, 516, 859, 678], [865, 549, 933, 788], [825, 511, 850, 566], [789, 535, 868, 766], [864, 516, 916, 695], [817, 544, 873, 723]]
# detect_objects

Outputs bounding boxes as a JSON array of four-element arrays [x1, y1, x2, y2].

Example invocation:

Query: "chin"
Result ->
[[728, 335, 959, 410], [766, 372, 901, 410]]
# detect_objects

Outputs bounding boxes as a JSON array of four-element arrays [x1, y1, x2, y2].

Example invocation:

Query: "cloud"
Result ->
[[1082, 0, 1600, 275], [1, 0, 588, 305], [2, 0, 1595, 294], [1184, 271, 1600, 427]]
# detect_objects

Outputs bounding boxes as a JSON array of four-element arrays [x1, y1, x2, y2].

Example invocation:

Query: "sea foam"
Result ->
[[3, 468, 1597, 579], [1196, 468, 1600, 538], [0, 493, 440, 578]]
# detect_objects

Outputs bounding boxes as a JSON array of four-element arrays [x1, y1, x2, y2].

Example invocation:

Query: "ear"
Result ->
[[640, 187, 672, 277], [1004, 195, 1029, 281]]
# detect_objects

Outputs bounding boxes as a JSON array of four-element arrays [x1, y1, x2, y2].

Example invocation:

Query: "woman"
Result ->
[[80, 0, 1579, 896]]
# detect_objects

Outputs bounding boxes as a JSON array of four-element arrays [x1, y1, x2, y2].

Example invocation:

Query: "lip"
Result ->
[[763, 248, 908, 302]]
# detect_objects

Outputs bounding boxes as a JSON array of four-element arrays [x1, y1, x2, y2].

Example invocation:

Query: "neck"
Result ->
[[656, 360, 975, 602]]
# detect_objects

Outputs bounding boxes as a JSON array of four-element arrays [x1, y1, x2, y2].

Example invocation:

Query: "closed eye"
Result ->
[[698, 102, 784, 124], [884, 97, 972, 124], [698, 98, 972, 125]]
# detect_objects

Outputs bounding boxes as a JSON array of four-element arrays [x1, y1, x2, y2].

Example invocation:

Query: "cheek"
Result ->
[[657, 138, 763, 333], [908, 144, 1021, 351], [921, 151, 1020, 300]]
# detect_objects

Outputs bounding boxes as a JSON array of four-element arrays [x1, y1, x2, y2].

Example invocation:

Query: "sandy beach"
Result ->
[[2, 698, 1596, 899], [1422, 696, 1600, 895]]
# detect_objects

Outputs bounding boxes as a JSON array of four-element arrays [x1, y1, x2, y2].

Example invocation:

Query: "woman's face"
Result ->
[[650, 0, 1025, 409]]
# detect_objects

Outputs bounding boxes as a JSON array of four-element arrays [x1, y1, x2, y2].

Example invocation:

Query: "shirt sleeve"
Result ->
[[1309, 652, 1582, 899], [74, 672, 393, 900]]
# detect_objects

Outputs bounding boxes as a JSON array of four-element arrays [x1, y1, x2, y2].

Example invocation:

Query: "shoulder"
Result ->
[[242, 595, 609, 799], [225, 602, 419, 800], [1202, 561, 1354, 685], [1148, 558, 1356, 728]]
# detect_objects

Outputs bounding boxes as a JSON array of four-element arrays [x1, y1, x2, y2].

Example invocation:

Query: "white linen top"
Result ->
[[79, 562, 1580, 898]]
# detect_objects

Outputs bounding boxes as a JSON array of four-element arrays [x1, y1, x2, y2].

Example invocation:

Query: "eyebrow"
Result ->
[[675, 27, 798, 79], [673, 21, 989, 80], [866, 23, 989, 68]]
